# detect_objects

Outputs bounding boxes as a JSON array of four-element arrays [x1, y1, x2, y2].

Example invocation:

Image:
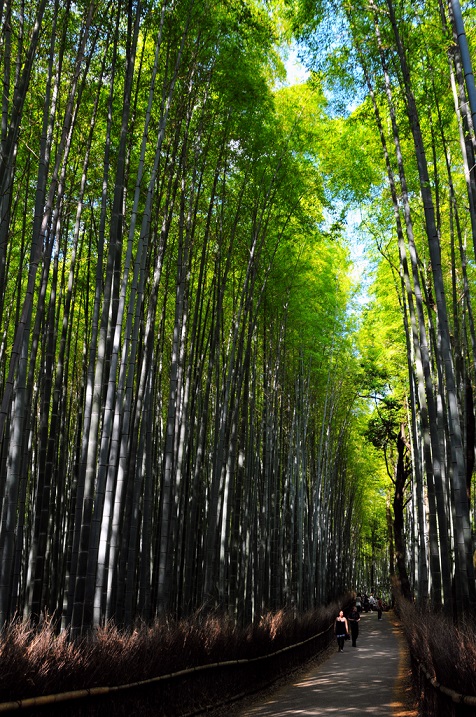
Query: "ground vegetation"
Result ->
[[0, 599, 343, 715]]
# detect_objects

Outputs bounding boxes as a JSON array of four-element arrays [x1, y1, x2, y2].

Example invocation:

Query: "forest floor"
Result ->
[[206, 610, 420, 716]]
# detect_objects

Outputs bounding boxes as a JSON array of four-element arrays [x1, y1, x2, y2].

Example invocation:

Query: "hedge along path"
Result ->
[[415, 658, 476, 707], [390, 612, 476, 712], [385, 612, 476, 710], [0, 623, 335, 713]]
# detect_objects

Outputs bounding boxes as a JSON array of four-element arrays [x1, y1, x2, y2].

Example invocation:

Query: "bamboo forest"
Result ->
[[1, 0, 476, 650]]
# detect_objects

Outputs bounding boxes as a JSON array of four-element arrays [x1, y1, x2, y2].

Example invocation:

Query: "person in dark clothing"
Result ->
[[348, 605, 360, 646], [334, 610, 349, 652], [377, 597, 383, 620]]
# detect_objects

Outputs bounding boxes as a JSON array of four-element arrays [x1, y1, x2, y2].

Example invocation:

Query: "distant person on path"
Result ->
[[355, 594, 362, 612], [377, 597, 383, 620], [348, 604, 360, 646], [334, 610, 349, 652]]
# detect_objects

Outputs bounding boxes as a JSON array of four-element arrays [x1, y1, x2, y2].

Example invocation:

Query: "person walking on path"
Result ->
[[242, 611, 419, 716], [377, 597, 383, 620], [334, 609, 349, 652], [348, 604, 360, 646]]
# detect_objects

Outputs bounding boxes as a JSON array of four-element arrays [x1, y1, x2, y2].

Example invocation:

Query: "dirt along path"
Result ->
[[234, 611, 419, 716]]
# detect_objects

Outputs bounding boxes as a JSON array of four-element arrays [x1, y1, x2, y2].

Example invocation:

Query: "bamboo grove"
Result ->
[[293, 0, 476, 620], [4, 0, 476, 641], [0, 0, 373, 637]]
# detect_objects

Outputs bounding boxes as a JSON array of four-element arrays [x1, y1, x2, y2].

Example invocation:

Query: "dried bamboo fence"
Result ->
[[413, 656, 476, 717], [0, 622, 335, 716]]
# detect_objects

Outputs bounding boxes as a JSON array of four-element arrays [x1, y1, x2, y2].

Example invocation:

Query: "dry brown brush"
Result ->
[[394, 586, 476, 715], [0, 599, 346, 715]]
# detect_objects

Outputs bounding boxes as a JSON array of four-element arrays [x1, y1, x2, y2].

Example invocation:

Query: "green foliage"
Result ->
[[365, 397, 402, 451]]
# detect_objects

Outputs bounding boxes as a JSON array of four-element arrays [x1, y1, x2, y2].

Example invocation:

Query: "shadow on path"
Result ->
[[240, 612, 417, 716]]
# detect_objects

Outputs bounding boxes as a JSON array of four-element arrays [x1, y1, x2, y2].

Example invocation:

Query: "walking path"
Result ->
[[238, 611, 418, 716]]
